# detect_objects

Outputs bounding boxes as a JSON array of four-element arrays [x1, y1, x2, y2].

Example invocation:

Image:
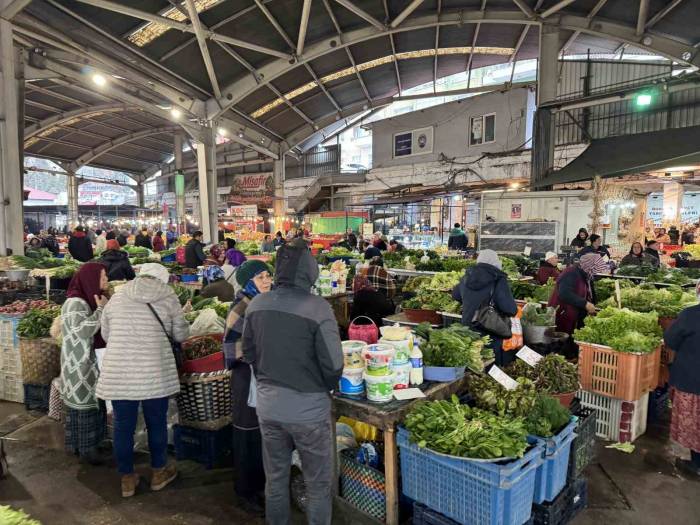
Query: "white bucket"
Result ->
[[339, 368, 365, 396], [391, 362, 412, 389], [341, 340, 366, 369], [379, 337, 412, 364], [364, 372, 395, 403], [363, 344, 396, 375]]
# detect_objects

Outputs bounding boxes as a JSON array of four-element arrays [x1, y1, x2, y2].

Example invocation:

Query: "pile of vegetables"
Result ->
[[158, 249, 177, 258], [16, 306, 61, 339], [131, 257, 162, 265], [326, 247, 353, 257], [11, 249, 70, 269], [598, 284, 697, 318], [192, 296, 230, 319], [404, 396, 529, 459], [502, 255, 540, 276], [469, 375, 570, 437], [646, 268, 693, 286], [681, 244, 700, 258], [0, 299, 54, 315], [616, 264, 656, 277], [403, 276, 431, 293], [123, 246, 150, 258], [509, 280, 539, 301], [521, 303, 556, 327], [574, 307, 662, 353], [182, 335, 222, 360], [416, 272, 462, 292], [50, 265, 79, 279], [679, 267, 700, 279], [237, 241, 261, 255], [507, 354, 579, 394], [172, 284, 194, 306], [415, 323, 493, 372], [594, 278, 634, 303], [499, 257, 521, 279], [402, 290, 460, 313], [0, 505, 41, 525]]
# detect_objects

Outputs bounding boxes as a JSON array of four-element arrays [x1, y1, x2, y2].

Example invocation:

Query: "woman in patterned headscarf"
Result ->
[[199, 265, 235, 302], [548, 253, 608, 335]]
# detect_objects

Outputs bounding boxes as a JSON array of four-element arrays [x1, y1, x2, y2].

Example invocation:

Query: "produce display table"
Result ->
[[382, 313, 440, 328], [332, 376, 472, 525], [386, 268, 438, 277]]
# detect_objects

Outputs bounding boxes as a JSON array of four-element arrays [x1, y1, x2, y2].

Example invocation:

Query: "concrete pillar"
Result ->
[[663, 182, 683, 227], [174, 132, 185, 233], [66, 172, 79, 229], [273, 158, 285, 219], [537, 23, 561, 105], [0, 15, 24, 255], [136, 182, 145, 209], [195, 127, 218, 244]]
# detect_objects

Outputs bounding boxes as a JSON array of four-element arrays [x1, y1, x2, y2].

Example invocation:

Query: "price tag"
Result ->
[[516, 345, 544, 367], [614, 280, 622, 308], [488, 365, 519, 391], [523, 246, 532, 256]]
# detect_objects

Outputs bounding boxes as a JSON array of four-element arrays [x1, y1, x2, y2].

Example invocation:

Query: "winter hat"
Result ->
[[545, 251, 557, 262], [236, 260, 269, 286], [106, 239, 120, 251], [138, 263, 170, 284], [476, 249, 502, 270]]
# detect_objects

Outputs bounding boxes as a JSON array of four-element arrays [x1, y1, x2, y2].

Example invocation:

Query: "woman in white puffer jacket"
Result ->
[[97, 263, 189, 498]]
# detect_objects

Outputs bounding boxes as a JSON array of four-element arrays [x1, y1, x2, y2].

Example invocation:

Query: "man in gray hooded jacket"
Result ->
[[242, 239, 343, 524]]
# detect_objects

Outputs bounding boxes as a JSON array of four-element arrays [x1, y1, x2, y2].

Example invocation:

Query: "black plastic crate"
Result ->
[[23, 384, 50, 412], [531, 477, 587, 525], [647, 386, 670, 424], [173, 424, 233, 469], [413, 502, 460, 525], [567, 408, 596, 481]]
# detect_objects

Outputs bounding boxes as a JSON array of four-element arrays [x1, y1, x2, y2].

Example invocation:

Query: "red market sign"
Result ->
[[228, 173, 273, 207]]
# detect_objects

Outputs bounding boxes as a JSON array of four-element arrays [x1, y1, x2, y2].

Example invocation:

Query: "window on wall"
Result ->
[[470, 113, 496, 145]]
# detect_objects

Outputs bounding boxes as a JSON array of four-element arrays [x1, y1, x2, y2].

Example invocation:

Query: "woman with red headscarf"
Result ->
[[60, 262, 110, 465]]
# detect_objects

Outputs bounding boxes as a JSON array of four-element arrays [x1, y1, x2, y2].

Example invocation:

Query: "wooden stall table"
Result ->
[[382, 312, 440, 329], [333, 376, 473, 525]]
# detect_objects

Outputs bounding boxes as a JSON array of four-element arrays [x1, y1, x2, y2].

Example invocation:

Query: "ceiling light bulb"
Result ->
[[92, 73, 106, 86], [237, 131, 244, 138], [217, 127, 227, 137], [171, 108, 182, 119]]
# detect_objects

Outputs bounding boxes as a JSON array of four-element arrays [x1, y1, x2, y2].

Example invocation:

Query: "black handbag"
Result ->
[[147, 303, 184, 371], [471, 283, 513, 339]]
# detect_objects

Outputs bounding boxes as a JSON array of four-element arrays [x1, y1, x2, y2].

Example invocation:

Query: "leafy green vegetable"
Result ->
[[0, 505, 42, 525], [420, 324, 492, 372], [402, 290, 460, 313], [123, 246, 150, 257], [507, 354, 579, 394], [403, 276, 431, 293], [574, 307, 662, 353], [469, 375, 538, 418], [616, 264, 656, 277], [499, 257, 521, 279], [509, 280, 538, 300], [646, 268, 693, 286], [172, 284, 194, 306], [502, 255, 540, 276], [16, 307, 61, 339], [594, 278, 634, 303], [404, 396, 529, 459], [525, 395, 571, 437], [599, 285, 697, 318], [192, 297, 217, 310], [521, 303, 556, 327], [420, 272, 462, 292], [237, 241, 261, 255]]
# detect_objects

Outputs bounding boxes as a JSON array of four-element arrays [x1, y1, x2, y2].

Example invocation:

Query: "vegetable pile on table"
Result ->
[[404, 396, 529, 459], [502, 254, 540, 276], [418, 272, 462, 292], [521, 303, 556, 327], [509, 280, 539, 301], [237, 241, 261, 255], [182, 335, 222, 360], [16, 306, 61, 339], [402, 290, 460, 313], [172, 283, 194, 306], [402, 276, 431, 293], [11, 249, 74, 270], [616, 264, 656, 277], [414, 323, 493, 372], [123, 246, 150, 258], [0, 299, 54, 315], [574, 307, 662, 353], [646, 268, 693, 286], [598, 284, 697, 318], [507, 354, 579, 395], [594, 278, 634, 303]]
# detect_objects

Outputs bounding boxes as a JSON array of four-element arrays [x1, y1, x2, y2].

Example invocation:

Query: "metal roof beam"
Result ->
[[637, 0, 650, 35], [184, 0, 221, 99], [333, 0, 385, 30], [297, 0, 312, 56], [69, 127, 179, 171], [265, 84, 315, 126], [0, 0, 30, 20], [70, 0, 292, 60], [540, 0, 576, 18], [303, 63, 342, 112], [24, 103, 130, 138], [646, 0, 684, 30], [390, 0, 425, 29], [210, 10, 698, 118], [512, 0, 535, 18], [559, 0, 609, 56], [509, 25, 529, 63], [217, 117, 280, 159], [253, 0, 295, 50]]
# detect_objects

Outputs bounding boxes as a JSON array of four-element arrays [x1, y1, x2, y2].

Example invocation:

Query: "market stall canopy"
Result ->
[[533, 125, 700, 188]]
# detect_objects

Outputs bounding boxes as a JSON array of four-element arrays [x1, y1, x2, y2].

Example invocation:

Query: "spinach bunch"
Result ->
[[506, 354, 579, 394], [421, 324, 491, 372], [521, 303, 556, 327], [404, 395, 529, 459], [469, 376, 538, 418], [16, 307, 61, 339], [525, 394, 571, 437]]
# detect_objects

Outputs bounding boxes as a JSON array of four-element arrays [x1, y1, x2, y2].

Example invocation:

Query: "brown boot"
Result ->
[[151, 463, 177, 491], [121, 473, 140, 498]]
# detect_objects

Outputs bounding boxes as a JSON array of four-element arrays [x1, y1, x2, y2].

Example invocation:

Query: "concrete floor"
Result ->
[[0, 401, 697, 525]]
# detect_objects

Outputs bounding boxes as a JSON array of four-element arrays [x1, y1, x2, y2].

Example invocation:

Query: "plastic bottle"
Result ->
[[409, 342, 423, 386]]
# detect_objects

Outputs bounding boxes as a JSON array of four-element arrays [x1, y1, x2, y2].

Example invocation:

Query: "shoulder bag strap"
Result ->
[[146, 303, 173, 345]]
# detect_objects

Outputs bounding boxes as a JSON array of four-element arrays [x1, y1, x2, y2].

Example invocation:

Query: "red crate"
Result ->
[[577, 341, 660, 401]]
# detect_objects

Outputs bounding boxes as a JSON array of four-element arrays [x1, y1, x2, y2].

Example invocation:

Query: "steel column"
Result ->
[[196, 127, 218, 244], [273, 158, 285, 218], [67, 171, 80, 229], [0, 14, 23, 254]]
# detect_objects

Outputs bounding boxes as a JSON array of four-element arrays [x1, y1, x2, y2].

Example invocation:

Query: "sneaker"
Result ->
[[151, 463, 178, 491], [675, 458, 700, 480], [121, 473, 140, 498]]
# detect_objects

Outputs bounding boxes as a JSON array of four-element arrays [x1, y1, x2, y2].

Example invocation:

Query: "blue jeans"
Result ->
[[112, 397, 169, 475]]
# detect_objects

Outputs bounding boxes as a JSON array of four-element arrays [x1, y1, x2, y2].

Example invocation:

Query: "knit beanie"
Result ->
[[236, 260, 269, 286], [106, 239, 120, 251]]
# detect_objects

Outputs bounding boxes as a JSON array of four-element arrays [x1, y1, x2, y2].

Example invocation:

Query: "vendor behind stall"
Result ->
[[447, 223, 469, 250], [620, 242, 654, 266], [570, 228, 589, 250], [548, 253, 607, 335], [350, 276, 395, 328], [535, 252, 560, 285], [68, 226, 94, 262], [185, 231, 206, 269], [362, 241, 382, 260], [452, 250, 518, 366], [388, 239, 405, 252], [644, 240, 662, 267], [579, 234, 610, 258], [365, 256, 396, 299]]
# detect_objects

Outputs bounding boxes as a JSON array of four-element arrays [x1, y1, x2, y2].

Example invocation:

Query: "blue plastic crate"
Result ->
[[398, 427, 544, 525], [180, 274, 199, 283], [423, 366, 466, 382], [161, 253, 177, 263], [530, 420, 578, 505], [173, 424, 232, 469]]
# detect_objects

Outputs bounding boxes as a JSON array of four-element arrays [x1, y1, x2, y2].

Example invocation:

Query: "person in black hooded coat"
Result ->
[[452, 249, 517, 366], [99, 240, 136, 281]]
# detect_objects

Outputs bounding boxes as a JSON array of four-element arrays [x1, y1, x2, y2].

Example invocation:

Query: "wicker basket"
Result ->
[[177, 370, 232, 430], [19, 337, 60, 385]]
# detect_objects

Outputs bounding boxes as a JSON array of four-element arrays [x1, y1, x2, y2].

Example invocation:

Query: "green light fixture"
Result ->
[[635, 93, 653, 107]]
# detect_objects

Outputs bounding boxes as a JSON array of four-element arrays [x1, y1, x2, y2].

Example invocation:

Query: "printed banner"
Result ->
[[228, 173, 273, 207]]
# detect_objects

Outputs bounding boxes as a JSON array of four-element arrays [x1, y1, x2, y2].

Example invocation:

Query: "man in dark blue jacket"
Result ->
[[452, 249, 517, 366], [663, 293, 700, 479], [243, 239, 343, 523]]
